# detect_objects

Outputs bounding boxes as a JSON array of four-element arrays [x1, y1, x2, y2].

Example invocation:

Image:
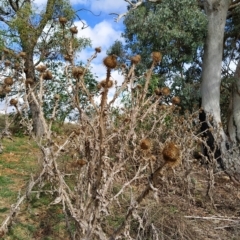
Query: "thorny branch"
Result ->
[[1, 20, 240, 239]]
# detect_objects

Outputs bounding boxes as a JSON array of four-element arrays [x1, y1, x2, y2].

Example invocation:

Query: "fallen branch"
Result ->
[[185, 215, 240, 222]]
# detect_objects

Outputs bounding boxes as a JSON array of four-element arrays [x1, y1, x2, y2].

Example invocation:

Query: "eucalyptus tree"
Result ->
[[121, 0, 207, 112], [224, 5, 240, 143], [0, 0, 90, 137], [115, 0, 240, 175]]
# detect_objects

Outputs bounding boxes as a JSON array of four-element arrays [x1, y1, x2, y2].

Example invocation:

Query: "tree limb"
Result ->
[[111, 0, 163, 22], [110, 0, 144, 22], [8, 0, 18, 12], [36, 0, 56, 37], [229, 0, 240, 10]]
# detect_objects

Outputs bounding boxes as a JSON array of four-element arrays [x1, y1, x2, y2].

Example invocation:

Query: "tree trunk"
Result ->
[[227, 59, 240, 143], [24, 51, 45, 138], [201, 0, 231, 154]]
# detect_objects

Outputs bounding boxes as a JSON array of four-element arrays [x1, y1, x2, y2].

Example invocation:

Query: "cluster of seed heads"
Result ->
[[139, 138, 181, 169], [155, 87, 171, 96], [42, 70, 53, 80]]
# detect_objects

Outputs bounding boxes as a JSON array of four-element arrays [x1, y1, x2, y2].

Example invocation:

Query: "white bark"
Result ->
[[228, 59, 240, 143], [201, 0, 231, 152]]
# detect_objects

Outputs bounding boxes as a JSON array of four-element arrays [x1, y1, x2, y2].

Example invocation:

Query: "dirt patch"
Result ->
[[0, 153, 20, 162]]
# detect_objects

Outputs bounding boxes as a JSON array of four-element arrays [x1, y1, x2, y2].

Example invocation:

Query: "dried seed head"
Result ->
[[172, 96, 181, 105], [4, 77, 13, 86], [19, 51, 26, 58], [35, 64, 47, 72], [43, 70, 53, 80], [162, 142, 180, 163], [100, 79, 114, 88], [95, 47, 101, 53], [150, 155, 157, 161], [152, 51, 162, 63], [59, 17, 67, 25], [74, 128, 81, 135], [3, 48, 9, 54], [161, 87, 171, 96], [158, 104, 167, 110], [64, 54, 72, 61], [121, 63, 127, 68], [4, 86, 11, 93], [14, 62, 20, 70], [4, 60, 11, 67], [72, 66, 84, 79], [54, 94, 60, 100], [103, 55, 117, 69], [70, 159, 87, 169], [155, 88, 161, 95], [124, 118, 131, 123], [131, 54, 141, 64], [26, 78, 34, 85], [70, 26, 78, 34], [140, 138, 152, 151], [10, 98, 18, 106]]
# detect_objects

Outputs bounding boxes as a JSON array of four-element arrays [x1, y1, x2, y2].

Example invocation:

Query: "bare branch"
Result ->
[[110, 0, 143, 22], [8, 0, 18, 12], [110, 0, 162, 22], [36, 0, 56, 37]]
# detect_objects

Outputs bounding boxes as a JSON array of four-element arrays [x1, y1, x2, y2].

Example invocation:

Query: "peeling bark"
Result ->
[[228, 59, 240, 143], [201, 0, 231, 155]]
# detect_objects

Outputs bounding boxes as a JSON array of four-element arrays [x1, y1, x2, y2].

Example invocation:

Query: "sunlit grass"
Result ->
[[0, 132, 74, 239]]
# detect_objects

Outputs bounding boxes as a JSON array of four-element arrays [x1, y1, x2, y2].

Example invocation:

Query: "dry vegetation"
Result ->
[[0, 24, 240, 239]]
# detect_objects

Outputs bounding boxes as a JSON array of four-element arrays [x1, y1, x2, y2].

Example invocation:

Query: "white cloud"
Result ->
[[32, 0, 126, 106], [76, 20, 122, 50], [33, 0, 128, 13], [74, 19, 124, 85], [33, 0, 47, 7]]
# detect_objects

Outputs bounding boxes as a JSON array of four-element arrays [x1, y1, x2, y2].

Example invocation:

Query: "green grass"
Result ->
[[0, 131, 73, 239], [0, 134, 41, 238]]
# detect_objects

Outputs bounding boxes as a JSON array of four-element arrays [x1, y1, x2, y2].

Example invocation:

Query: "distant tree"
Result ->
[[0, 0, 90, 137], [43, 61, 98, 123], [112, 0, 207, 111], [115, 0, 240, 176]]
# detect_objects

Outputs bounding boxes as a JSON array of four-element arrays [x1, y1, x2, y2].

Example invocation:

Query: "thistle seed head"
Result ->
[[103, 55, 118, 69]]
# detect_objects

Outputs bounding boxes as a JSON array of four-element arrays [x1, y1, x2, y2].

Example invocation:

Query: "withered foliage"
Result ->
[[1, 33, 240, 239]]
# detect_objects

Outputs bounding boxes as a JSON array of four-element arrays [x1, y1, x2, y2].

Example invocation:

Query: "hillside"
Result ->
[[0, 123, 240, 239]]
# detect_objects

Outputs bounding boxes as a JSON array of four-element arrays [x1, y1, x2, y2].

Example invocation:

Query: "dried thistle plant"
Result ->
[[1, 33, 239, 240]]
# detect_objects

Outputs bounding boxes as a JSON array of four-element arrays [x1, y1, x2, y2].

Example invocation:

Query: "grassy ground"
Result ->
[[0, 115, 70, 239]]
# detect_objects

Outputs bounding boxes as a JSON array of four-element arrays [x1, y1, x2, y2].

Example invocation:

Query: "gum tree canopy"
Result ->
[[0, 0, 90, 137], [115, 0, 240, 177]]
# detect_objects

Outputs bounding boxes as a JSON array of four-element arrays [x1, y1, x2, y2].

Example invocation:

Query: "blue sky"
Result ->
[[0, 0, 129, 113], [34, 0, 128, 83]]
